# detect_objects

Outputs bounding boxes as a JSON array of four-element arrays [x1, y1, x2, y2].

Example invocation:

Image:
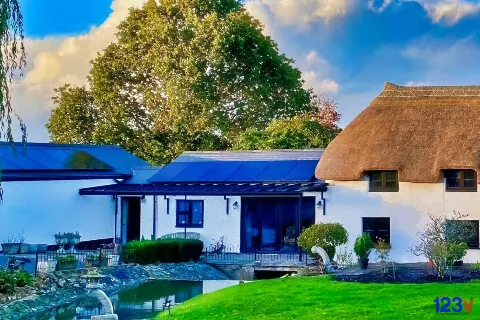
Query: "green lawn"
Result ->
[[158, 276, 479, 320]]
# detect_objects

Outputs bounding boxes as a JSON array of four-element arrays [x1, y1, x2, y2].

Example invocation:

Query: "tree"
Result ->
[[0, 0, 26, 145], [46, 0, 313, 164], [0, 1, 27, 203], [47, 85, 98, 144], [410, 211, 476, 278], [310, 95, 341, 130], [233, 115, 340, 150]]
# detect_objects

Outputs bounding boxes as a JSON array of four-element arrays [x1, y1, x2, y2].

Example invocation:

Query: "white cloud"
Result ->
[[368, 0, 393, 13], [298, 51, 339, 95], [402, 36, 480, 85], [246, 0, 356, 30], [10, 0, 146, 142], [415, 0, 480, 24], [302, 72, 340, 94]]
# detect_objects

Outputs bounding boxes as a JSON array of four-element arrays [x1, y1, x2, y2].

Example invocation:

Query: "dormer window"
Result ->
[[445, 170, 477, 192], [369, 171, 398, 192]]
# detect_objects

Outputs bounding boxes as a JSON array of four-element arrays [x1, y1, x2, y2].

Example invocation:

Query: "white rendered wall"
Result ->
[[0, 179, 116, 245], [320, 177, 480, 263], [140, 196, 154, 240], [155, 195, 241, 250]]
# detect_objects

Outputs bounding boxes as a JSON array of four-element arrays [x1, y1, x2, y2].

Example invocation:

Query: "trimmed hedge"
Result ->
[[122, 239, 204, 264]]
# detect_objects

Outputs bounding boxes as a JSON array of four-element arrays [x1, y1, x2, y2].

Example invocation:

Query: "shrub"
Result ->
[[123, 239, 203, 265], [447, 242, 468, 264], [0, 271, 16, 294], [298, 223, 348, 260], [375, 239, 391, 262], [471, 262, 480, 272], [354, 233, 374, 260], [335, 247, 354, 269], [57, 255, 77, 264], [14, 270, 33, 287]]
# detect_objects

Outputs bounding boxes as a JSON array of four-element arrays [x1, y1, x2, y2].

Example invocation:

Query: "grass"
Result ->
[[158, 276, 479, 320]]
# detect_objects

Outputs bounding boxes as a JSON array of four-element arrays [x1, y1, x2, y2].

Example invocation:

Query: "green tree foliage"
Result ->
[[298, 223, 349, 260], [46, 0, 313, 164], [0, 0, 26, 144], [234, 115, 340, 150], [46, 85, 98, 144], [234, 95, 341, 150]]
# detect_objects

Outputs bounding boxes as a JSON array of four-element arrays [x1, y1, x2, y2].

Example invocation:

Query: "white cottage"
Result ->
[[316, 82, 480, 263], [80, 150, 327, 251], [0, 142, 148, 246]]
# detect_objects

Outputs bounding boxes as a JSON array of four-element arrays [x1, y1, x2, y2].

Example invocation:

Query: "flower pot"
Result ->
[[68, 237, 80, 245], [1, 243, 20, 254], [358, 258, 369, 270], [19, 243, 29, 254]]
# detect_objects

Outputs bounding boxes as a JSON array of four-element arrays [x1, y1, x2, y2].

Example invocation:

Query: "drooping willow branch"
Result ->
[[0, 0, 27, 203], [0, 0, 27, 146]]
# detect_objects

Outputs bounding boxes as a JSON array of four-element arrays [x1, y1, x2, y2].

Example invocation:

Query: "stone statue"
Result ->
[[311, 246, 333, 272]]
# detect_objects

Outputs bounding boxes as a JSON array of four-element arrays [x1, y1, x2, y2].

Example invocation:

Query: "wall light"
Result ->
[[233, 201, 239, 210], [316, 200, 322, 209]]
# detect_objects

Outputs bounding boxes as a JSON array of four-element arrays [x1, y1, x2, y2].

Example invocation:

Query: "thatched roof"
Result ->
[[315, 82, 480, 183]]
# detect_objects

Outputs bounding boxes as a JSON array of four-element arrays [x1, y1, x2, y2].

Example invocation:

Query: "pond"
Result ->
[[28, 280, 239, 320]]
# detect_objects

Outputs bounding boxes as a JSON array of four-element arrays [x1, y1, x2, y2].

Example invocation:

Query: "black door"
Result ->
[[122, 197, 141, 242]]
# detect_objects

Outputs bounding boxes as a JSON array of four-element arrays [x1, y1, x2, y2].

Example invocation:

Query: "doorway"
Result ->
[[121, 197, 141, 243]]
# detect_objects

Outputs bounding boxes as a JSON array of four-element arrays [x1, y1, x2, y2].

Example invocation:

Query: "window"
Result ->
[[445, 170, 477, 192], [362, 218, 390, 243], [176, 200, 204, 228], [446, 220, 479, 249], [369, 171, 398, 192]]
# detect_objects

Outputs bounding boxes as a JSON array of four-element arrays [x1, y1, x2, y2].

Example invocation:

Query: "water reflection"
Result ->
[[31, 280, 239, 320]]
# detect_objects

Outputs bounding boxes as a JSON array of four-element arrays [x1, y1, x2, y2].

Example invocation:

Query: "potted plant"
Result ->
[[354, 232, 374, 269], [54, 232, 67, 245], [375, 238, 391, 263], [70, 232, 81, 245], [2, 235, 23, 254], [56, 255, 78, 271], [18, 233, 28, 254]]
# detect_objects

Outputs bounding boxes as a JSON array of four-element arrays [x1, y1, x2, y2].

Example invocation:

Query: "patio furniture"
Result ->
[[283, 225, 297, 247]]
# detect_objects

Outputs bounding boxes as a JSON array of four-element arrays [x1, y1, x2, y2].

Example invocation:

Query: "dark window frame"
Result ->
[[362, 217, 391, 244], [176, 200, 204, 228], [369, 171, 399, 192], [446, 220, 480, 249], [445, 170, 477, 192]]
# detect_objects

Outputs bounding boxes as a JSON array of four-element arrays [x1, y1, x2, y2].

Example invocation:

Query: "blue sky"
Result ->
[[12, 0, 480, 141], [20, 0, 112, 37]]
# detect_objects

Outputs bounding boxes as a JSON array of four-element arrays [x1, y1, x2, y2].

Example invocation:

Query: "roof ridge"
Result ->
[[380, 82, 480, 98], [0, 142, 121, 148], [182, 149, 325, 154]]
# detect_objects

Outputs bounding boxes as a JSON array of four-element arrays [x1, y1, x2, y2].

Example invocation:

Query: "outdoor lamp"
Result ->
[[316, 200, 322, 209], [164, 299, 172, 315], [233, 201, 239, 210]]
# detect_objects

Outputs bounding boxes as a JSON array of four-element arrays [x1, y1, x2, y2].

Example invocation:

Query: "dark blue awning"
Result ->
[[79, 182, 327, 196]]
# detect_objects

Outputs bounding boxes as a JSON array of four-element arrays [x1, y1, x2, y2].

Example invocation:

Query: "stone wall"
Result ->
[[0, 263, 229, 320]]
